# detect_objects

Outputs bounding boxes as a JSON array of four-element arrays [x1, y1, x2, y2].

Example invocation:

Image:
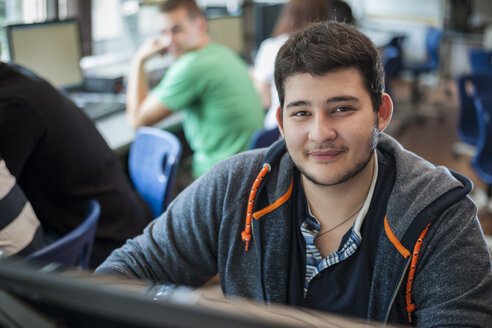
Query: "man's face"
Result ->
[[278, 68, 390, 187], [158, 7, 204, 57]]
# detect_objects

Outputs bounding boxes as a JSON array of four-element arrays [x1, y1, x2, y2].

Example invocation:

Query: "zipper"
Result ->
[[383, 258, 411, 324], [251, 218, 266, 301]]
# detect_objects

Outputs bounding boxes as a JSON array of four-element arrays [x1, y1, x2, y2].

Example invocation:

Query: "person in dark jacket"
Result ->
[[0, 62, 152, 268], [0, 154, 44, 257], [96, 21, 492, 326]]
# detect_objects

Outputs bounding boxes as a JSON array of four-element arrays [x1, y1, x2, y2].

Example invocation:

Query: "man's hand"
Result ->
[[126, 36, 173, 129], [135, 36, 171, 63]]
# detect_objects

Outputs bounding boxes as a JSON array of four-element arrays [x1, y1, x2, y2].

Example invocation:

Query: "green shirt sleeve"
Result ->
[[151, 55, 199, 111]]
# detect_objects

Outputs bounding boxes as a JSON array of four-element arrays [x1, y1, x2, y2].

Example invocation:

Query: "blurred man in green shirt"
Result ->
[[126, 0, 264, 178]]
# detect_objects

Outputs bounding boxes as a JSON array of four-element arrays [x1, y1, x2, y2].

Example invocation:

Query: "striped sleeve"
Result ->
[[0, 158, 44, 257]]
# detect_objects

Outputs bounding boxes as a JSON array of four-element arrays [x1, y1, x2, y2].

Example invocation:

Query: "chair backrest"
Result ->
[[425, 27, 442, 70], [472, 93, 492, 184], [387, 35, 406, 52], [249, 127, 281, 149], [129, 127, 182, 218], [469, 48, 492, 74], [455, 74, 481, 146], [469, 72, 492, 95], [382, 45, 402, 96], [27, 199, 100, 269]]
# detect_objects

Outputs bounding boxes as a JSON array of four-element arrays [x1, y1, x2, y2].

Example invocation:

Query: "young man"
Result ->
[[126, 0, 264, 178], [97, 22, 492, 326]]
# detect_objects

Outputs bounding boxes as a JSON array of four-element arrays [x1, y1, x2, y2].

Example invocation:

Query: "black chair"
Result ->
[[27, 200, 100, 269]]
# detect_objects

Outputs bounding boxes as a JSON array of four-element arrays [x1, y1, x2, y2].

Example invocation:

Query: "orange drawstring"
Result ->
[[405, 222, 431, 324], [241, 163, 271, 251]]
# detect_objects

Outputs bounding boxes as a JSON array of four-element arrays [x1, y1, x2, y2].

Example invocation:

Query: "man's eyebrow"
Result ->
[[326, 96, 360, 103], [285, 100, 309, 109], [285, 96, 359, 109]]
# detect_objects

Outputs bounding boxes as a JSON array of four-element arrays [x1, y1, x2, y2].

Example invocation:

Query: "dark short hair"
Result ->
[[159, 0, 204, 19], [274, 21, 384, 112]]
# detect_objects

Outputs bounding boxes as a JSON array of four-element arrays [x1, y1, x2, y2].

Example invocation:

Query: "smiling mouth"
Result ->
[[307, 149, 345, 161]]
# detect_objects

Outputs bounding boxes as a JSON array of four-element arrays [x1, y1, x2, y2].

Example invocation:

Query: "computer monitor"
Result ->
[[207, 15, 244, 55], [241, 2, 284, 62], [252, 3, 284, 49], [6, 19, 84, 89], [0, 258, 381, 327]]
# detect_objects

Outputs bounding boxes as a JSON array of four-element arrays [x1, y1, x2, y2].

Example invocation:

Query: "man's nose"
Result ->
[[169, 32, 178, 45], [308, 114, 336, 143]]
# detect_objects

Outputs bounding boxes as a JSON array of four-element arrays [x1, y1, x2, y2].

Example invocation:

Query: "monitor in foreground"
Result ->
[[0, 258, 388, 328]]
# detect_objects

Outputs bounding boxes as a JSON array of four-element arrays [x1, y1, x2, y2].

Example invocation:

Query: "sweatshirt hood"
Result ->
[[379, 133, 474, 239]]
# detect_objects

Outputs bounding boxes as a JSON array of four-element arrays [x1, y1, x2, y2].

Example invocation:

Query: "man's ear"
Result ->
[[276, 106, 285, 138], [377, 93, 393, 132], [197, 16, 207, 34]]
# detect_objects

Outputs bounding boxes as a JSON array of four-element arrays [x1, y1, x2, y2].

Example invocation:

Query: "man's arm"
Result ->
[[126, 38, 173, 129], [0, 100, 43, 177], [411, 199, 492, 326], [94, 166, 226, 286]]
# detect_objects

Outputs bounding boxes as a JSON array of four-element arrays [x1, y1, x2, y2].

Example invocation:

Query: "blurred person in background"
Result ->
[[0, 60, 152, 268], [126, 0, 264, 179], [253, 0, 330, 129]]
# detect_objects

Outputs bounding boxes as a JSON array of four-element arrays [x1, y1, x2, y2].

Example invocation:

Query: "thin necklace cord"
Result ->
[[314, 203, 364, 240]]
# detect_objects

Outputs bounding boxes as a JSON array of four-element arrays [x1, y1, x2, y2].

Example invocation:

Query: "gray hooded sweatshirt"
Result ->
[[96, 133, 492, 327]]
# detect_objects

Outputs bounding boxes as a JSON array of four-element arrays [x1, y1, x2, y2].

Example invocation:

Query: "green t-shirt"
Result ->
[[152, 43, 264, 177]]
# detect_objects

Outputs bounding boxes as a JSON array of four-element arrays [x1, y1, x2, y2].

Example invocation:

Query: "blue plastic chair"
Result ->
[[387, 34, 406, 52], [129, 127, 182, 218], [382, 45, 403, 96], [453, 73, 492, 156], [249, 127, 281, 149], [404, 27, 442, 104], [472, 93, 492, 197], [469, 48, 492, 74], [27, 200, 100, 269]]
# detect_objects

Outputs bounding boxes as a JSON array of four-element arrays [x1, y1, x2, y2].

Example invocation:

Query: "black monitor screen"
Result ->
[[0, 258, 385, 327], [6, 19, 84, 89]]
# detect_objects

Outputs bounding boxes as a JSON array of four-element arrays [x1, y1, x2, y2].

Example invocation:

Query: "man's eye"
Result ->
[[334, 106, 352, 113], [293, 111, 309, 117]]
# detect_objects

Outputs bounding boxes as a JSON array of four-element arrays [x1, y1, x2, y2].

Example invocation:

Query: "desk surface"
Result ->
[[95, 111, 183, 155]]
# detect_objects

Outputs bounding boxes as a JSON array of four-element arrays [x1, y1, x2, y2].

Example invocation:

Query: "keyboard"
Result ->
[[69, 92, 126, 120], [81, 101, 126, 120]]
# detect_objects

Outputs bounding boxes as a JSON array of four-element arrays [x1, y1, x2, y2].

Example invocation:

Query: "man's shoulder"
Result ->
[[166, 44, 224, 76], [378, 133, 474, 233], [206, 148, 269, 180], [199, 146, 291, 189], [188, 43, 244, 68]]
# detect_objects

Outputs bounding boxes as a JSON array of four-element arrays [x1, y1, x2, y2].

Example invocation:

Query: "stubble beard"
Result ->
[[296, 124, 380, 187]]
